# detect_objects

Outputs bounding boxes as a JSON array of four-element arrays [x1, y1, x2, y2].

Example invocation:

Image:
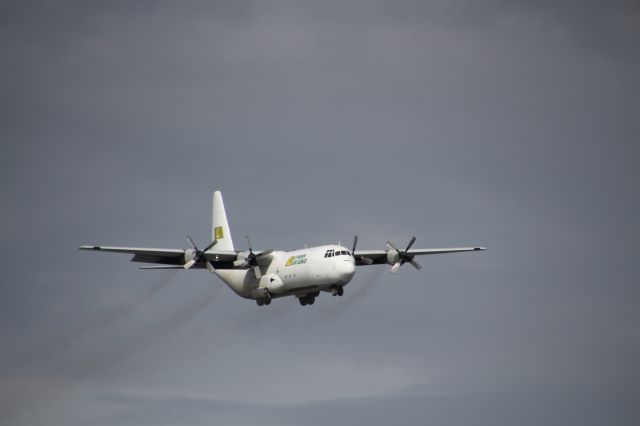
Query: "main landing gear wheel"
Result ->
[[256, 288, 272, 306], [256, 292, 272, 307], [299, 295, 315, 306]]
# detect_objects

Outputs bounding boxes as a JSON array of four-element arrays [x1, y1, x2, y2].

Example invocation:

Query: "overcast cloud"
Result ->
[[1, 1, 639, 425]]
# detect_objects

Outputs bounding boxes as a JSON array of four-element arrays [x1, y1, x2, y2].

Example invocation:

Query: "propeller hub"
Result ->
[[184, 248, 198, 263], [184, 236, 217, 271], [386, 248, 400, 265], [386, 237, 420, 272]]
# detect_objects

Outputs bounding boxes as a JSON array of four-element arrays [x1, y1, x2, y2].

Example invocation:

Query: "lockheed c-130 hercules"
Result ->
[[80, 191, 486, 306]]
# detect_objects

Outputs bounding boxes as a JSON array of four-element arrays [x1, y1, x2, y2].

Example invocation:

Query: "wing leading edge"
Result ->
[[353, 247, 486, 266]]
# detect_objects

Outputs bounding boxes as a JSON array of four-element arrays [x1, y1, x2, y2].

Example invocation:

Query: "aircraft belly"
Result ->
[[214, 269, 256, 299]]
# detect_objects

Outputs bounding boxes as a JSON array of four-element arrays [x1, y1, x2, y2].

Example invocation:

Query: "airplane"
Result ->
[[80, 191, 486, 306]]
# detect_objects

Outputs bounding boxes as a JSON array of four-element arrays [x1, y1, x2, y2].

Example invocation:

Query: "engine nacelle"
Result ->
[[233, 251, 251, 267], [386, 249, 399, 265], [184, 248, 197, 263]]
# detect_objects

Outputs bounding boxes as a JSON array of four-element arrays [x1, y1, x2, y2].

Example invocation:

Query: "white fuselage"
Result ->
[[214, 245, 356, 299]]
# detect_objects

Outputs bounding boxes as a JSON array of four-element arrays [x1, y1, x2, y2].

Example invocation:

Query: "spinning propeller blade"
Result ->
[[386, 236, 420, 273], [245, 235, 261, 278], [183, 236, 217, 272]]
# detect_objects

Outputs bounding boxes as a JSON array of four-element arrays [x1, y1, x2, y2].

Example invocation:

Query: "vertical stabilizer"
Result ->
[[212, 191, 234, 251]]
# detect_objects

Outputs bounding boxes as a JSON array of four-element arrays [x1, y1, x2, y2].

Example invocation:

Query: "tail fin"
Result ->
[[212, 191, 234, 251]]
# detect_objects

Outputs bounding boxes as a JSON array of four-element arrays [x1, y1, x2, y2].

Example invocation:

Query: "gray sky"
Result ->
[[1, 1, 639, 425]]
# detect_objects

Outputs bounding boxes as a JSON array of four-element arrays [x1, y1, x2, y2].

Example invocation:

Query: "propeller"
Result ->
[[350, 235, 372, 265], [351, 235, 373, 265], [243, 235, 274, 279], [184, 236, 217, 273], [386, 236, 422, 273]]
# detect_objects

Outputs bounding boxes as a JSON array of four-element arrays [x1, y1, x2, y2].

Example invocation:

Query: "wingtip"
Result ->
[[79, 245, 101, 250], [475, 247, 487, 251]]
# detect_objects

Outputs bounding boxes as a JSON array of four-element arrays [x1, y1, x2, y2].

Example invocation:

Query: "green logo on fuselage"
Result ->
[[286, 254, 307, 266]]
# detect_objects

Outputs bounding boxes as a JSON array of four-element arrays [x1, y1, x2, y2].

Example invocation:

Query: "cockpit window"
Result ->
[[328, 250, 351, 257], [326, 248, 352, 258], [325, 249, 337, 258]]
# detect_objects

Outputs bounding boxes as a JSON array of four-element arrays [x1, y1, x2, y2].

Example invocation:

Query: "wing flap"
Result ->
[[79, 245, 239, 265]]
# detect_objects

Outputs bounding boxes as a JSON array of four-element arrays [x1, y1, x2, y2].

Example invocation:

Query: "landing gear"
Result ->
[[330, 285, 344, 297], [298, 294, 316, 306], [256, 289, 272, 306], [256, 297, 271, 306]]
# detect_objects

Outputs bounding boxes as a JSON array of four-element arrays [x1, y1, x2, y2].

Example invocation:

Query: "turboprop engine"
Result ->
[[184, 248, 197, 264], [182, 236, 217, 272], [233, 236, 274, 278], [386, 247, 400, 266], [386, 236, 422, 273]]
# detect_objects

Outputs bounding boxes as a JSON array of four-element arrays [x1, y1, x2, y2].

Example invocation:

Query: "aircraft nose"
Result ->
[[337, 260, 356, 283]]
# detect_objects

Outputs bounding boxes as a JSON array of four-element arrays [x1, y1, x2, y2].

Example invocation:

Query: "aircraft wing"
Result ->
[[353, 247, 486, 266], [79, 245, 239, 266]]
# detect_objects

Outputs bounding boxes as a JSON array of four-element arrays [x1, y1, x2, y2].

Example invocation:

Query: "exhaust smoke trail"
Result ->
[[4, 271, 177, 369], [0, 272, 179, 422], [67, 283, 221, 378]]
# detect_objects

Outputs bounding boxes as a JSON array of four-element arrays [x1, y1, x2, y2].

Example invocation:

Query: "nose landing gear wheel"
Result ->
[[331, 285, 344, 296]]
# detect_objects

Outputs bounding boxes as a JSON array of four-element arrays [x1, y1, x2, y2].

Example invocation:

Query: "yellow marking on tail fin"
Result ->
[[215, 226, 224, 240]]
